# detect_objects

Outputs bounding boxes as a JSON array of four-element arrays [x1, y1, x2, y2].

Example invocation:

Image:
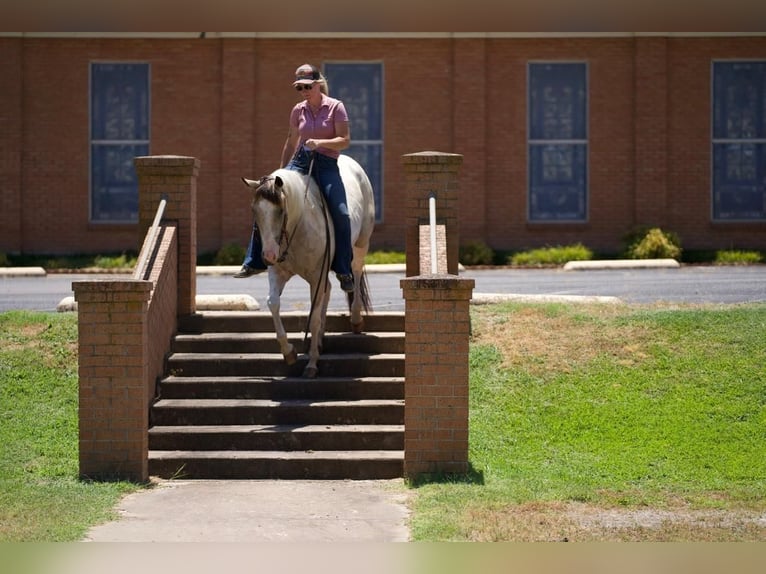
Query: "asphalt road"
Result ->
[[1, 265, 765, 313]]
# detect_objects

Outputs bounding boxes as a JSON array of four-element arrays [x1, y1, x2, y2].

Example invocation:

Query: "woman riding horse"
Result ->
[[235, 63, 355, 294]]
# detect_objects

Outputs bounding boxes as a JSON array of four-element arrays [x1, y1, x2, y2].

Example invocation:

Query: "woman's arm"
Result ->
[[305, 121, 350, 152], [280, 125, 301, 167]]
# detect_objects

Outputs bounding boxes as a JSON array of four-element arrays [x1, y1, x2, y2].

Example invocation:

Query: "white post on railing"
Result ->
[[429, 193, 437, 275]]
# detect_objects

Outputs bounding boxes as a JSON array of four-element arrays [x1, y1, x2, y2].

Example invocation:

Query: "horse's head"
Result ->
[[242, 175, 288, 265]]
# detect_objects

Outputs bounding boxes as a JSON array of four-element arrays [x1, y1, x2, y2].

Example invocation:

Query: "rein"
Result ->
[[276, 152, 315, 263]]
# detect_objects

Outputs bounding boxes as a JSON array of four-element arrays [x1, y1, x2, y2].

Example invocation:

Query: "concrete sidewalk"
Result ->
[[83, 478, 411, 543]]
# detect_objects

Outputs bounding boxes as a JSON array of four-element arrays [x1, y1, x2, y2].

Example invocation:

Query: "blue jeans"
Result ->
[[243, 150, 353, 276]]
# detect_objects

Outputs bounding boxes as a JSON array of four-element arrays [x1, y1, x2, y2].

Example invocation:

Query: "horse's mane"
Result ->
[[253, 176, 280, 205], [255, 170, 314, 205]]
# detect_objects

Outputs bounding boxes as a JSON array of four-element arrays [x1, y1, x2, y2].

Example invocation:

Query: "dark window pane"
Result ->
[[712, 143, 766, 220], [324, 63, 383, 222], [90, 63, 149, 223], [713, 62, 766, 140], [91, 143, 148, 222], [529, 63, 587, 140], [324, 63, 382, 140], [529, 144, 587, 221], [91, 63, 149, 141], [528, 63, 588, 222]]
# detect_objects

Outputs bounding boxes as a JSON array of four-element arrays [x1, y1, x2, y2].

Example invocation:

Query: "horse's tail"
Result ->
[[347, 267, 372, 314]]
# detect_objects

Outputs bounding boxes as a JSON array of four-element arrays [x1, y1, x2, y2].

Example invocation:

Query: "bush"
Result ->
[[625, 227, 682, 260], [509, 243, 594, 266], [459, 241, 495, 266], [714, 249, 763, 265], [93, 253, 137, 269], [213, 243, 246, 265], [365, 250, 406, 264], [0, 253, 9, 267]]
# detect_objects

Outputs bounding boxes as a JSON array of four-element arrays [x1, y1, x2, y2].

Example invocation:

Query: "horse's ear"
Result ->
[[242, 177, 259, 188], [274, 176, 284, 188]]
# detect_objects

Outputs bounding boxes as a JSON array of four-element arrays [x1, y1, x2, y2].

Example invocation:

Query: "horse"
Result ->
[[241, 154, 375, 378]]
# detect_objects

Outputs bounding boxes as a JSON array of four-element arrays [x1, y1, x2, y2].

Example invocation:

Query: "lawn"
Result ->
[[0, 311, 141, 542], [2, 303, 765, 542], [410, 302, 766, 541]]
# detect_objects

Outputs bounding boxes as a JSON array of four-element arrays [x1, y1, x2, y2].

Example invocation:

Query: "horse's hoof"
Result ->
[[284, 348, 298, 365], [303, 365, 318, 378], [351, 320, 364, 334]]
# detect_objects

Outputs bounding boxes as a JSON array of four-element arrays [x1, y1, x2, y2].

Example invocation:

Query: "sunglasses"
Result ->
[[295, 83, 314, 91]]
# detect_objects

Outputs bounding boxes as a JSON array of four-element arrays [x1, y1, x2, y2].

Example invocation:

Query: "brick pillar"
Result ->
[[134, 155, 199, 316], [400, 276, 474, 477], [402, 152, 464, 277], [73, 280, 153, 482]]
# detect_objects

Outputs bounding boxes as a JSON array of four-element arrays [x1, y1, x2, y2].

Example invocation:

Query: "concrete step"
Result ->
[[149, 309, 407, 479], [165, 352, 405, 378], [178, 311, 405, 334], [149, 450, 404, 480], [151, 398, 404, 426], [158, 375, 404, 400], [149, 424, 404, 451], [171, 331, 404, 355]]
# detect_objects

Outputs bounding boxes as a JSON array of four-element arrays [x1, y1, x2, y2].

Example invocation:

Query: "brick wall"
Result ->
[[73, 279, 152, 481], [2, 34, 765, 257], [0, 38, 22, 253]]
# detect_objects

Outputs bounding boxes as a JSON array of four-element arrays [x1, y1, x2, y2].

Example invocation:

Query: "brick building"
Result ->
[[1, 32, 765, 258]]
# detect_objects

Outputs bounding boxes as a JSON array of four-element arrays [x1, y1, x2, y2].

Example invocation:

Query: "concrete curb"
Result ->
[[0, 266, 46, 277], [472, 292, 623, 305], [57, 294, 260, 313], [563, 259, 680, 271]]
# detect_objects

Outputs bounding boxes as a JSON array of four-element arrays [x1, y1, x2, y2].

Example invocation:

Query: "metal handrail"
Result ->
[[429, 193, 437, 275], [133, 198, 167, 280]]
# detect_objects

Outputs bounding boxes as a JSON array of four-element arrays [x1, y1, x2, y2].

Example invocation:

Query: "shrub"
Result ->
[[214, 243, 246, 265], [93, 253, 138, 269], [714, 250, 763, 265], [365, 250, 405, 264], [459, 241, 495, 266], [0, 252, 8, 267], [509, 243, 593, 266], [626, 227, 682, 260]]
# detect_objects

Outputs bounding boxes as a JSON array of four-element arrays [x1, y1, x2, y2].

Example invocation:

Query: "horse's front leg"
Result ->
[[302, 277, 331, 378], [266, 268, 297, 365]]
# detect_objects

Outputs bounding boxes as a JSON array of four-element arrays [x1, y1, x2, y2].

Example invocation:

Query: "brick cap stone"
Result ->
[[402, 151, 463, 163], [134, 155, 199, 163], [133, 156, 201, 172], [400, 275, 475, 297], [72, 279, 152, 296]]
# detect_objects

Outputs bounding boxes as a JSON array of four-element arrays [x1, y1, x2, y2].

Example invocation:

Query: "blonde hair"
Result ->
[[317, 74, 329, 95]]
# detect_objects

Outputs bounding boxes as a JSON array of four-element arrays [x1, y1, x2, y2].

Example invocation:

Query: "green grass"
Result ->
[[0, 311, 141, 541], [3, 304, 766, 541], [714, 250, 764, 265], [509, 243, 594, 266], [364, 250, 406, 265], [410, 302, 766, 540]]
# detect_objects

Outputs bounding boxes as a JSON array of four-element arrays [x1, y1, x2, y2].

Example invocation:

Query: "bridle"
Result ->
[[252, 150, 333, 344], [254, 153, 316, 264]]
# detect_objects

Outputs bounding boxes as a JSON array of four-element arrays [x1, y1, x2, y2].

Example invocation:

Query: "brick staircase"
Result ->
[[148, 311, 405, 479]]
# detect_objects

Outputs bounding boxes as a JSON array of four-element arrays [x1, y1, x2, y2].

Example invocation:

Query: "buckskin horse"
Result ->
[[241, 154, 375, 378]]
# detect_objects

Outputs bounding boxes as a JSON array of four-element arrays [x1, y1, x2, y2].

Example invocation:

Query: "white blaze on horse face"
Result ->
[[252, 196, 283, 265]]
